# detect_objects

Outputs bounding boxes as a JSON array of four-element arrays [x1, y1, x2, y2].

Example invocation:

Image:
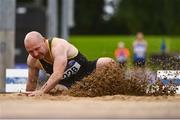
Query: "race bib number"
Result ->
[[63, 60, 81, 79]]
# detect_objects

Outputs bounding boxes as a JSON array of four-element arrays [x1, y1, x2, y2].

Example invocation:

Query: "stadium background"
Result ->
[[15, 0, 180, 64]]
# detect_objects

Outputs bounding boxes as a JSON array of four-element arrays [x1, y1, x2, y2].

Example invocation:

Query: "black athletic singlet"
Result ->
[[39, 38, 98, 88]]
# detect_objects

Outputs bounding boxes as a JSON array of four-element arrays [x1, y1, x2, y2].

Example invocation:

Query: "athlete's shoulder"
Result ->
[[51, 37, 66, 45], [52, 37, 66, 42]]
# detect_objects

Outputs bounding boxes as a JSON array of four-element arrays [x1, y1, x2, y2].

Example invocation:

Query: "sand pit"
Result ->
[[2, 63, 180, 118], [1, 93, 180, 119]]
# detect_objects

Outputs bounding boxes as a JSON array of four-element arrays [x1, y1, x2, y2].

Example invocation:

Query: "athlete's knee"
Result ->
[[96, 57, 115, 68], [102, 57, 115, 63]]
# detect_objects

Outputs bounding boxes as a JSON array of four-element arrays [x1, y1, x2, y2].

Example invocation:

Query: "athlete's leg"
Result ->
[[37, 70, 49, 88]]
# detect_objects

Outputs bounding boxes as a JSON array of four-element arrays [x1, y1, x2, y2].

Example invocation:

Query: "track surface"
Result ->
[[1, 93, 180, 119]]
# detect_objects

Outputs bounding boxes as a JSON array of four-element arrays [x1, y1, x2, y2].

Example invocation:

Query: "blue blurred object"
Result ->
[[160, 79, 180, 85], [15, 63, 27, 69], [160, 37, 166, 53], [6, 77, 27, 84], [160, 79, 170, 85], [173, 79, 180, 85]]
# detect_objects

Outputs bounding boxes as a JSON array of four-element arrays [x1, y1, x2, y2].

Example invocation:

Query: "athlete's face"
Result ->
[[25, 39, 46, 59]]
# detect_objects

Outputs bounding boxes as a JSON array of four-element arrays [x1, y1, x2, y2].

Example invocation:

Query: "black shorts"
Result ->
[[59, 52, 98, 88]]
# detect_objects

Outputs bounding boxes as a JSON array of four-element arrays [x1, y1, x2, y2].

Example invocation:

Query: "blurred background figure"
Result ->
[[114, 41, 130, 66], [133, 32, 147, 67], [160, 37, 167, 54]]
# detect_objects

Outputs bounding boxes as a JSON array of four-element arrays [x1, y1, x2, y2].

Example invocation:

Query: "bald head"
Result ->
[[24, 31, 47, 59], [24, 31, 44, 47]]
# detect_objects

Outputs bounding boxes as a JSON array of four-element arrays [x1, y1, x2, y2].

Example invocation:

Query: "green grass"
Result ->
[[69, 35, 180, 61]]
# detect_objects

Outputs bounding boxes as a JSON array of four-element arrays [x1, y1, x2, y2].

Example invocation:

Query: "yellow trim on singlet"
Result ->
[[48, 39, 54, 61], [38, 60, 45, 70], [40, 39, 53, 64], [38, 39, 52, 70]]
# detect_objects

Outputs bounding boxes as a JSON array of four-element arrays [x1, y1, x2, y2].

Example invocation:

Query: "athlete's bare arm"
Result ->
[[39, 39, 68, 93], [26, 55, 40, 91]]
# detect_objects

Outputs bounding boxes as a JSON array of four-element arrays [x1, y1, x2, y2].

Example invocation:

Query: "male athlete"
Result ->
[[24, 31, 114, 96]]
